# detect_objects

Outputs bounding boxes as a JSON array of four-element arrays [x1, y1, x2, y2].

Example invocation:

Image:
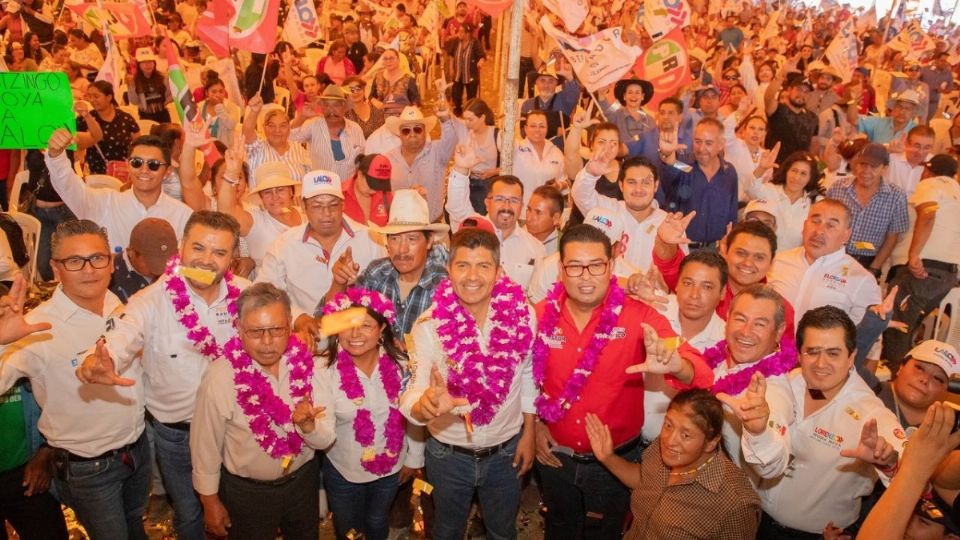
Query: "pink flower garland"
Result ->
[[223, 335, 315, 460], [432, 276, 533, 426], [532, 277, 625, 423], [163, 255, 240, 362], [336, 349, 405, 476], [702, 338, 799, 396], [322, 288, 397, 327]]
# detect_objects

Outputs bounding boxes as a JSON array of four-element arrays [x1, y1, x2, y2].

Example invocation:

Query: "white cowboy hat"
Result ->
[[245, 162, 301, 204], [385, 106, 438, 137], [369, 189, 449, 235]]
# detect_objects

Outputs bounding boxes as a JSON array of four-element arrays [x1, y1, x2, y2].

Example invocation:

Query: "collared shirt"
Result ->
[[191, 356, 333, 495], [599, 98, 655, 148], [257, 220, 385, 318], [537, 228, 558, 257], [512, 139, 565, 216], [573, 169, 669, 269], [769, 247, 881, 324], [527, 252, 638, 305], [386, 119, 458, 221], [342, 176, 391, 227], [742, 180, 817, 253], [399, 304, 538, 448], [245, 206, 304, 269], [102, 274, 251, 423], [891, 175, 960, 266], [626, 443, 761, 540], [109, 255, 151, 304], [826, 178, 909, 257], [244, 138, 311, 188], [755, 370, 904, 533], [45, 152, 193, 255], [0, 288, 144, 458], [885, 152, 929, 197], [659, 160, 739, 243], [289, 118, 366, 182], [498, 226, 546, 291], [857, 116, 917, 145], [318, 360, 424, 484], [536, 292, 712, 452], [353, 247, 449, 336], [766, 103, 818, 164], [725, 138, 764, 203]]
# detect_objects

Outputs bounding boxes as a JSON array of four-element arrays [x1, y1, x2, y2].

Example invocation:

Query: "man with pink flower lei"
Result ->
[[532, 223, 713, 539], [76, 210, 250, 540], [190, 283, 330, 539], [399, 228, 538, 540]]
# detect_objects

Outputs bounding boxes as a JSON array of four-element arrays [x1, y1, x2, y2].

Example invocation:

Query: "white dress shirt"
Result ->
[[245, 207, 304, 269], [0, 288, 144, 457], [768, 247, 881, 324], [498, 226, 546, 291], [256, 219, 385, 318], [753, 369, 904, 533], [45, 152, 193, 254], [102, 274, 251, 424], [725, 138, 763, 203], [742, 180, 816, 253], [885, 152, 930, 198], [399, 305, 538, 449], [289, 118, 366, 182], [363, 125, 402, 156], [512, 139, 565, 217], [191, 357, 334, 495]]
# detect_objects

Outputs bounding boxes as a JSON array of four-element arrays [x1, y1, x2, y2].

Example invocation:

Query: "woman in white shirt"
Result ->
[[726, 114, 774, 203], [513, 110, 565, 217], [197, 75, 241, 147], [456, 99, 501, 213], [744, 151, 823, 252], [316, 289, 422, 540]]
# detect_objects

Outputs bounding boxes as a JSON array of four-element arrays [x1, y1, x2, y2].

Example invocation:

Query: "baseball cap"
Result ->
[[584, 207, 624, 245], [458, 214, 496, 235], [744, 199, 778, 224], [785, 73, 814, 90], [855, 143, 890, 167], [913, 498, 960, 535], [358, 154, 392, 192], [925, 154, 959, 178], [302, 170, 344, 200], [906, 340, 960, 378], [128, 218, 178, 276]]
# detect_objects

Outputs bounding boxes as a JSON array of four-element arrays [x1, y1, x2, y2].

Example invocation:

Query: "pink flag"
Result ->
[[68, 3, 151, 38], [199, 0, 282, 58]]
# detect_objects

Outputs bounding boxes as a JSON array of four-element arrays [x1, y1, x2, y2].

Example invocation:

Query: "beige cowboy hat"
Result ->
[[245, 162, 301, 204], [385, 106, 437, 137], [369, 189, 449, 235], [256, 103, 289, 138]]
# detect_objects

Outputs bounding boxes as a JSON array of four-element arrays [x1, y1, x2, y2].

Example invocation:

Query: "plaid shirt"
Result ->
[[341, 246, 449, 337], [826, 178, 909, 257]]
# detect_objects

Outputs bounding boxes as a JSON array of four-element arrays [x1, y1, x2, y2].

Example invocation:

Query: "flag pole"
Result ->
[[499, 0, 524, 174], [882, 0, 900, 40]]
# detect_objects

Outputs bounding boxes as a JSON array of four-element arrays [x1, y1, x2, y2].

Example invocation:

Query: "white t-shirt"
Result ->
[[891, 175, 960, 266]]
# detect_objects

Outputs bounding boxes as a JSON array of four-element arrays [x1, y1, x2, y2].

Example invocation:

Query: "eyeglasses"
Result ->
[[800, 347, 846, 360], [491, 195, 521, 205], [400, 126, 425, 135], [128, 157, 167, 171], [723, 74, 740, 81], [242, 326, 290, 339], [347, 85, 363, 93], [53, 253, 111, 271], [562, 261, 609, 277]]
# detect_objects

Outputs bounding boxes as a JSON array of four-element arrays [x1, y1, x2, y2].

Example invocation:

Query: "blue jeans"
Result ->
[[536, 442, 644, 540], [425, 434, 522, 540], [322, 458, 400, 540], [31, 204, 75, 282], [55, 431, 151, 540], [151, 420, 204, 540]]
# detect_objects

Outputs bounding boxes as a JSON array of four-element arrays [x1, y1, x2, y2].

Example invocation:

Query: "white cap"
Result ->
[[301, 169, 343, 200], [907, 340, 960, 378], [584, 207, 624, 245], [744, 199, 778, 220], [892, 89, 922, 107]]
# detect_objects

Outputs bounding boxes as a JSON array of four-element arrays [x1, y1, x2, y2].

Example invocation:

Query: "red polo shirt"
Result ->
[[535, 291, 713, 453], [342, 176, 391, 227]]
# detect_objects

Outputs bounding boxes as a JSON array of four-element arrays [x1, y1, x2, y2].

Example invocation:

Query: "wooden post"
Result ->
[[499, 0, 524, 174]]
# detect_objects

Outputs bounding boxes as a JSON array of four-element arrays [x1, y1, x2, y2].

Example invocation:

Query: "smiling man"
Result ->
[[289, 85, 366, 182]]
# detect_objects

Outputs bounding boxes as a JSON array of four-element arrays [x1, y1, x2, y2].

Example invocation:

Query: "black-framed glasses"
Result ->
[[400, 126, 425, 135], [128, 157, 167, 171], [242, 326, 290, 339], [53, 253, 111, 271], [562, 261, 609, 277]]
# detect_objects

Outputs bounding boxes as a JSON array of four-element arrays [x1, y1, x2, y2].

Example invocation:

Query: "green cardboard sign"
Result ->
[[0, 72, 77, 149]]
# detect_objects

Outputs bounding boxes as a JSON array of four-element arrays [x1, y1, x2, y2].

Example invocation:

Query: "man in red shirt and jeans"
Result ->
[[533, 224, 713, 538]]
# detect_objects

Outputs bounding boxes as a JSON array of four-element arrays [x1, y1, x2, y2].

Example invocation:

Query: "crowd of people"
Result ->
[[2, 0, 960, 539]]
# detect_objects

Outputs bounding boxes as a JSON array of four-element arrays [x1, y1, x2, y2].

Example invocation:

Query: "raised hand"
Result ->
[[626, 323, 683, 376], [417, 365, 470, 420], [453, 144, 482, 174], [184, 115, 214, 149], [757, 141, 781, 172], [292, 400, 326, 433], [657, 211, 696, 246], [293, 314, 321, 347], [46, 128, 75, 159], [584, 143, 618, 177], [76, 340, 135, 386], [572, 110, 600, 131], [840, 418, 897, 468], [717, 372, 771, 435], [0, 275, 51, 345], [331, 247, 360, 287], [888, 133, 907, 155], [585, 413, 614, 462], [626, 266, 669, 311], [657, 136, 687, 156], [247, 94, 264, 115]]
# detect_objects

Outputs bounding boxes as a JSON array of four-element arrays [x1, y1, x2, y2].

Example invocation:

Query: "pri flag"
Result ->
[[198, 0, 282, 57], [634, 26, 690, 110], [540, 16, 642, 93], [541, 0, 589, 33], [888, 20, 936, 61], [824, 17, 858, 83], [639, 0, 690, 42], [283, 0, 321, 49], [67, 3, 152, 38]]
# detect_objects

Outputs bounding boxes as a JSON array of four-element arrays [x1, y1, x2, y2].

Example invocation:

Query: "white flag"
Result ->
[[824, 17, 858, 83], [888, 20, 936, 60], [96, 31, 124, 99], [855, 5, 877, 33], [283, 0, 322, 49], [639, 0, 691, 42], [541, 0, 590, 33], [540, 16, 642, 93], [759, 9, 781, 43]]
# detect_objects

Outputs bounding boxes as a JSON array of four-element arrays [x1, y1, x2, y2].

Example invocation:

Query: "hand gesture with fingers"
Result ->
[[454, 144, 482, 174], [292, 400, 326, 434], [658, 137, 688, 156], [758, 142, 781, 171], [247, 94, 264, 114], [585, 143, 617, 177], [0, 275, 51, 345], [626, 266, 669, 311], [418, 365, 470, 420], [76, 340, 135, 386], [224, 132, 246, 179], [657, 211, 696, 246], [572, 111, 599, 131], [840, 418, 897, 468], [585, 413, 614, 462], [717, 372, 771, 435], [332, 247, 360, 287], [888, 133, 907, 155], [184, 115, 214, 149], [626, 323, 683, 376]]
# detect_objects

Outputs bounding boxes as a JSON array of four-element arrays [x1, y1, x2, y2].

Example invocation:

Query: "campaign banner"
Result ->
[[67, 3, 152, 38], [540, 16, 642, 93], [282, 0, 321, 49], [824, 17, 858, 83], [639, 0, 690, 42], [541, 0, 589, 33]]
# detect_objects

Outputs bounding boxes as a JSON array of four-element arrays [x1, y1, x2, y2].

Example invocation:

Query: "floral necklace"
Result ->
[[532, 277, 625, 423], [223, 336, 314, 461], [163, 255, 240, 363], [336, 349, 405, 475], [432, 276, 534, 426], [702, 338, 798, 396]]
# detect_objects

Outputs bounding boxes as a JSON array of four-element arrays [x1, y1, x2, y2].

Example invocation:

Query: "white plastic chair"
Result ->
[[8, 212, 39, 283], [933, 287, 960, 350], [7, 170, 29, 213], [138, 119, 158, 134], [274, 86, 291, 111], [86, 174, 124, 190], [118, 104, 140, 122]]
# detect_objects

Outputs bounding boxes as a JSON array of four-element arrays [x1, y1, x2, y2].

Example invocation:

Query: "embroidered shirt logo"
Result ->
[[811, 426, 844, 449]]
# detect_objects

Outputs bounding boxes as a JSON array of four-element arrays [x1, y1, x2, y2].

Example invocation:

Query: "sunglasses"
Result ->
[[128, 157, 167, 171], [400, 126, 425, 135]]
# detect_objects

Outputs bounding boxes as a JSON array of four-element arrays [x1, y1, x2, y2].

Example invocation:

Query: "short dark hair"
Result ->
[[731, 284, 786, 328], [725, 220, 778, 255], [531, 184, 564, 214], [463, 98, 494, 125], [812, 198, 853, 229], [184, 210, 241, 251], [490, 175, 524, 197], [797, 305, 856, 354], [668, 389, 724, 442], [679, 250, 728, 288], [560, 223, 612, 260], [237, 282, 291, 321], [149, 123, 184, 159], [129, 134, 172, 165], [51, 219, 109, 257], [588, 122, 620, 145], [618, 156, 658, 184], [659, 97, 683, 114], [526, 109, 549, 124], [907, 125, 936, 141], [772, 151, 822, 203], [450, 228, 501, 265]]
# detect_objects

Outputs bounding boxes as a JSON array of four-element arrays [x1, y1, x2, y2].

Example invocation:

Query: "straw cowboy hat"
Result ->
[[245, 162, 301, 204], [369, 189, 449, 235], [385, 106, 437, 137]]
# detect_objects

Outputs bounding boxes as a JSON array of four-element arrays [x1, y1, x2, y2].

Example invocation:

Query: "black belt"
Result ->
[[159, 421, 191, 431], [443, 436, 515, 459], [63, 433, 143, 463], [923, 259, 959, 273], [760, 511, 822, 539], [687, 241, 717, 250], [223, 458, 314, 487], [568, 435, 643, 464]]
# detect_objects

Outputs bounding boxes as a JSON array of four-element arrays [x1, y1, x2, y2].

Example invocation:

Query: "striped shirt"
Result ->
[[289, 118, 366, 182], [244, 138, 311, 188], [826, 178, 909, 257]]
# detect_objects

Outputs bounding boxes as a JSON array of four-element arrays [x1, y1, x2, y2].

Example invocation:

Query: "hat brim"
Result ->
[[142, 252, 174, 277], [366, 176, 391, 192], [385, 115, 438, 137], [369, 222, 450, 235], [614, 79, 654, 107], [244, 178, 301, 204], [303, 188, 344, 200]]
